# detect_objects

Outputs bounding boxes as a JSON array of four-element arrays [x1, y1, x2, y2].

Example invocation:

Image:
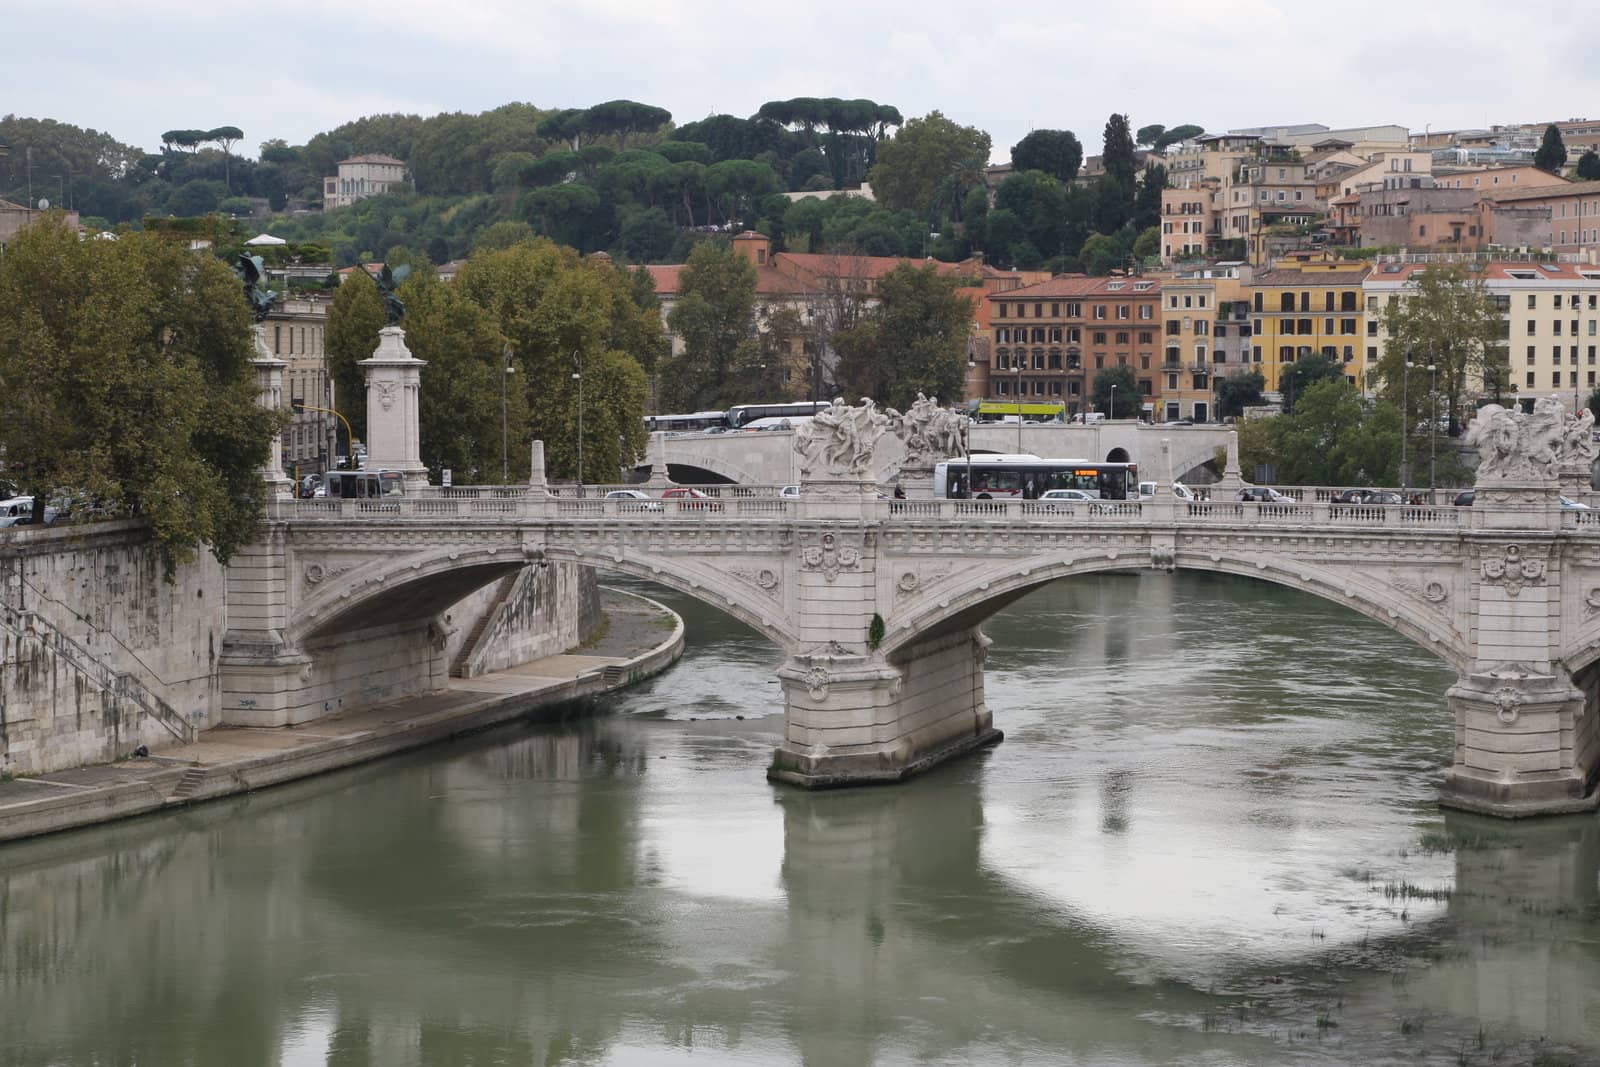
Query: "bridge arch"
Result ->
[[882, 551, 1470, 673], [287, 542, 798, 654]]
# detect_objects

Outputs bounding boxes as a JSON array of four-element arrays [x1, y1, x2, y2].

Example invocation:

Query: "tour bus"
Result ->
[[326, 470, 406, 499], [933, 455, 1139, 500], [725, 401, 830, 429], [969, 400, 1067, 425], [643, 411, 728, 434]]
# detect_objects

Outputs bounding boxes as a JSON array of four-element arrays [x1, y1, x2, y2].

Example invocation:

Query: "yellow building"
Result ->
[[1157, 264, 1253, 421], [1247, 264, 1371, 394]]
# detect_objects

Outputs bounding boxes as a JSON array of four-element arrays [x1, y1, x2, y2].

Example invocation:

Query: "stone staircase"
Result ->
[[168, 766, 207, 802], [449, 575, 517, 679], [0, 601, 197, 745]]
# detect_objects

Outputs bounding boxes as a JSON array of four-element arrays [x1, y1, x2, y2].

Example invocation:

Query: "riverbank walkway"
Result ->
[[0, 588, 683, 844]]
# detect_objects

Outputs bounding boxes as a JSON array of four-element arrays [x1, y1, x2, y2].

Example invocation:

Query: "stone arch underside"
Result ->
[[882, 552, 1470, 672], [289, 543, 798, 653]]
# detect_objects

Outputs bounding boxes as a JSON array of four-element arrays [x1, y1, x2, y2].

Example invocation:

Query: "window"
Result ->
[[1066, 303, 1082, 317], [1051, 303, 1060, 316], [1138, 331, 1153, 344], [1140, 355, 1150, 370], [1367, 346, 1377, 361], [1555, 321, 1563, 336], [1167, 373, 1178, 389], [1324, 318, 1334, 334], [1527, 371, 1537, 387], [1034, 303, 1043, 317], [1529, 320, 1538, 334], [1324, 292, 1335, 312], [1093, 305, 1106, 320], [1252, 346, 1262, 363], [1116, 332, 1130, 344], [1279, 345, 1294, 363], [1280, 293, 1295, 312], [1138, 305, 1153, 320], [1093, 331, 1107, 344], [1527, 346, 1537, 365], [1554, 372, 1564, 387], [1184, 295, 1193, 308], [1116, 305, 1130, 320], [1195, 321, 1209, 336], [1367, 320, 1378, 336]]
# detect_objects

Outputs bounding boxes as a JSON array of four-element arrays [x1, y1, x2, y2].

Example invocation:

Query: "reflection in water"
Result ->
[[1, 573, 1597, 1067]]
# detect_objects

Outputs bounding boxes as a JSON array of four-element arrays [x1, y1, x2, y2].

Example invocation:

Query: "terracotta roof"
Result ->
[[336, 263, 384, 275], [338, 153, 405, 166], [1481, 179, 1599, 203], [776, 251, 969, 281], [986, 275, 1161, 300], [1253, 268, 1372, 285], [642, 264, 685, 295], [1365, 262, 1600, 284]]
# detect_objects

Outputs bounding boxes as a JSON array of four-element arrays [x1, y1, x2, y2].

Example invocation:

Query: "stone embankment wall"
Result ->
[[0, 522, 224, 776], [0, 523, 600, 775]]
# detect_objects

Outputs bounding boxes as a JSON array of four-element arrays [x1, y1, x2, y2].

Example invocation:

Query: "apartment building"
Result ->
[[264, 296, 338, 475], [1247, 264, 1371, 393], [1364, 261, 1600, 408], [1159, 187, 1216, 261], [1480, 181, 1600, 257], [986, 275, 1162, 419], [1158, 263, 1253, 421]]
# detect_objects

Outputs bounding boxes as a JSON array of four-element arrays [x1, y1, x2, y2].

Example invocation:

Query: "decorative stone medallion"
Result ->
[[1481, 544, 1545, 597]]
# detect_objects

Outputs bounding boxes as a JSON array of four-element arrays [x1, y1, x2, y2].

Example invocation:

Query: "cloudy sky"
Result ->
[[9, 0, 1599, 160]]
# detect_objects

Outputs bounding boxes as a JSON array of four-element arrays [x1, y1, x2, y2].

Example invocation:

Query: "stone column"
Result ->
[[1214, 429, 1245, 491], [528, 439, 550, 493], [358, 326, 429, 489], [643, 432, 674, 489], [251, 324, 293, 498]]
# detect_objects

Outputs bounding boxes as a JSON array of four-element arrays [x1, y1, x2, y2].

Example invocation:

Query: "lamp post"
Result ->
[[1427, 362, 1438, 495], [500, 344, 516, 483], [571, 352, 584, 496], [1109, 383, 1118, 422], [965, 357, 976, 499], [1014, 355, 1023, 453], [1401, 359, 1414, 494]]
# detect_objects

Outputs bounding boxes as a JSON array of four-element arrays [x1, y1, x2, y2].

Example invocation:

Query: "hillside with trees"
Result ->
[[4, 101, 1181, 276]]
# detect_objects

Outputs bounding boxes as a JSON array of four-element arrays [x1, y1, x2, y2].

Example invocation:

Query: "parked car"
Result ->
[[661, 487, 722, 511], [779, 485, 801, 499], [1560, 496, 1589, 510], [1332, 489, 1403, 506], [1237, 487, 1292, 503], [1454, 490, 1475, 507], [1036, 488, 1095, 511], [605, 489, 662, 511], [0, 496, 58, 527], [1138, 481, 1198, 501]]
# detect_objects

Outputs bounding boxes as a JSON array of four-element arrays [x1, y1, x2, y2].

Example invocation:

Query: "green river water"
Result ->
[[1, 573, 1597, 1066]]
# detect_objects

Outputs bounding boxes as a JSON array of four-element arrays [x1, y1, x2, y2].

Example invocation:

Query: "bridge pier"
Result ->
[[1443, 665, 1600, 817], [769, 627, 1001, 789]]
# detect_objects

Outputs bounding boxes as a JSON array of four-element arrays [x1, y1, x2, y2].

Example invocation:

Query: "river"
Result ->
[[2, 573, 1597, 1066]]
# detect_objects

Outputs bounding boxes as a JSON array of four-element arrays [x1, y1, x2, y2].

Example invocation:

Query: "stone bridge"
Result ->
[[227, 329, 1600, 819]]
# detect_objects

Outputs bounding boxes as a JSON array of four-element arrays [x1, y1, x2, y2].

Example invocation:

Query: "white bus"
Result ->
[[933, 455, 1140, 500], [644, 410, 728, 433]]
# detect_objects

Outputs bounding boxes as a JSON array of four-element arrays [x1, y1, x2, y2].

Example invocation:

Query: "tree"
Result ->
[[0, 213, 283, 568], [1278, 353, 1345, 414], [1535, 124, 1568, 174], [1151, 124, 1204, 153], [207, 125, 243, 191], [661, 241, 758, 411], [1133, 163, 1167, 232], [325, 268, 387, 441], [994, 170, 1069, 257], [1577, 149, 1600, 181], [1588, 386, 1600, 423], [1010, 129, 1082, 183], [1373, 264, 1504, 436], [1090, 363, 1139, 418], [1273, 380, 1399, 486], [833, 263, 973, 409], [394, 270, 528, 481], [1135, 124, 1166, 148], [867, 111, 991, 221], [1214, 370, 1266, 419], [453, 240, 649, 481], [1101, 114, 1137, 187]]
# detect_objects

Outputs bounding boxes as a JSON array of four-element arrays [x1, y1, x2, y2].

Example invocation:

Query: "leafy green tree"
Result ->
[[1133, 163, 1167, 232], [868, 111, 991, 221], [1152, 124, 1204, 153], [325, 268, 387, 440], [206, 126, 243, 190], [0, 214, 282, 568], [1214, 370, 1266, 419], [474, 219, 537, 254], [580, 100, 671, 150], [1373, 264, 1504, 435], [1577, 149, 1600, 180], [703, 159, 780, 225], [1274, 380, 1399, 486], [1131, 226, 1161, 261], [1089, 363, 1139, 418], [1101, 114, 1138, 187], [453, 239, 648, 481], [1135, 124, 1166, 148], [1010, 129, 1082, 183], [994, 170, 1069, 257], [1278, 354, 1345, 414], [833, 263, 973, 409], [661, 241, 758, 410], [1535, 124, 1568, 174]]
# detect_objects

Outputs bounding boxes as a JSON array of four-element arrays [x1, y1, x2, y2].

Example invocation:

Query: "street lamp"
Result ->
[[1427, 362, 1438, 494], [1109, 383, 1118, 422], [1401, 359, 1415, 494], [1014, 354, 1024, 453], [500, 345, 516, 483], [572, 350, 584, 495]]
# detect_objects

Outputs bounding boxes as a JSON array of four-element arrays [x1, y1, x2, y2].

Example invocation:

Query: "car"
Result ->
[[0, 496, 58, 527], [1560, 496, 1590, 510], [605, 489, 663, 511], [1237, 487, 1292, 503], [1035, 489, 1096, 512], [661, 487, 723, 511], [1137, 481, 1198, 501], [1332, 489, 1403, 506], [779, 485, 801, 499], [1454, 490, 1475, 507]]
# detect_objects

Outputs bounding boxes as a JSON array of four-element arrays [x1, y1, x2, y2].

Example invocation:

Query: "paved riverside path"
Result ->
[[0, 589, 683, 844]]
